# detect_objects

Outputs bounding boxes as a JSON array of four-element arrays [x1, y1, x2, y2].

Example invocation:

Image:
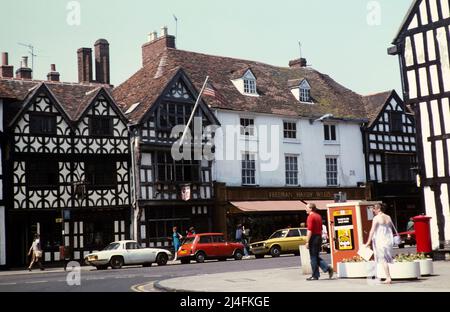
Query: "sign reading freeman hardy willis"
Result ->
[[224, 187, 366, 201]]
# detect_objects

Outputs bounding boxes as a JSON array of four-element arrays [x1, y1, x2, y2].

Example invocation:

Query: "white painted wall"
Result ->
[[213, 109, 366, 187]]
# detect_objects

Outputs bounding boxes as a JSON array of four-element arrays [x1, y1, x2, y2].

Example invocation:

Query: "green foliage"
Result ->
[[394, 252, 430, 262]]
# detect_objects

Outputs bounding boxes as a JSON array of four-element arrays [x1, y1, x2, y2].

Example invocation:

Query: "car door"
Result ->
[[284, 229, 302, 252], [212, 235, 228, 257], [135, 243, 156, 263], [197, 235, 215, 257], [124, 242, 140, 264]]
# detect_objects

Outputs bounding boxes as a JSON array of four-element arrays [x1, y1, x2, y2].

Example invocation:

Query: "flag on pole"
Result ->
[[202, 82, 227, 104], [203, 82, 217, 97]]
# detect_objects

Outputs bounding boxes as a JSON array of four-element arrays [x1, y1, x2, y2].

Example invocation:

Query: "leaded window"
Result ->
[[29, 113, 56, 135]]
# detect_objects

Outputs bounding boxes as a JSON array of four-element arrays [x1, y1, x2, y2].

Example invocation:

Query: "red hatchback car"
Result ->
[[177, 233, 245, 264]]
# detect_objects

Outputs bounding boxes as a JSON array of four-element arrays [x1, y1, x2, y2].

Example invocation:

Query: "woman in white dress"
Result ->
[[364, 203, 394, 284]]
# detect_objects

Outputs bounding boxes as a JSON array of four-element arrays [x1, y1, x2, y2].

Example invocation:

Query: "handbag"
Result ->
[[393, 235, 402, 246], [389, 220, 402, 246], [34, 250, 43, 258]]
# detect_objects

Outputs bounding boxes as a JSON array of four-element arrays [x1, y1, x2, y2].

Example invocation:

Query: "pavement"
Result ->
[[2, 258, 450, 292], [151, 261, 450, 292]]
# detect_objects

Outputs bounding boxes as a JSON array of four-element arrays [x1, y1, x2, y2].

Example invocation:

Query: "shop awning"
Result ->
[[229, 200, 335, 213]]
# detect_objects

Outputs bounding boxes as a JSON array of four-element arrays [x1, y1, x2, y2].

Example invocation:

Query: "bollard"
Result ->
[[299, 244, 312, 275]]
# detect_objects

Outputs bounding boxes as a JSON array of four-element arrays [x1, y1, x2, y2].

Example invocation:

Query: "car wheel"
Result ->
[[143, 263, 152, 267], [180, 258, 190, 264], [195, 251, 206, 263], [398, 243, 405, 249], [156, 253, 168, 266], [110, 256, 124, 269], [255, 254, 265, 259], [270, 246, 281, 257], [96, 265, 108, 270], [234, 249, 243, 260]]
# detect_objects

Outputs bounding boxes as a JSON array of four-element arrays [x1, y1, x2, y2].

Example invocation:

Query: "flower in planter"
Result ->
[[394, 253, 430, 262], [342, 256, 365, 263]]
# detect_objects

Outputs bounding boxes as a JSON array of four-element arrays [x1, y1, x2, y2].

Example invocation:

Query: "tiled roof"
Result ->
[[113, 47, 369, 123], [362, 90, 394, 126], [113, 64, 180, 124], [0, 78, 111, 121]]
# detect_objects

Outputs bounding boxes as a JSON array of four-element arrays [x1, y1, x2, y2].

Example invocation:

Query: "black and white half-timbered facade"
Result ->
[[0, 73, 131, 266], [114, 61, 219, 249], [362, 90, 421, 229], [0, 89, 5, 267], [389, 0, 450, 249]]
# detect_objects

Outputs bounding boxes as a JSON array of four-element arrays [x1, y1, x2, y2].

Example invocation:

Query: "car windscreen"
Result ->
[[182, 237, 196, 245], [269, 230, 288, 239], [103, 243, 120, 250]]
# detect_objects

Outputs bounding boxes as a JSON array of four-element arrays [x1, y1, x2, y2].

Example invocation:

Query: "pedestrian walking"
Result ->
[[364, 203, 395, 284], [235, 224, 250, 258], [305, 203, 333, 280], [27, 234, 44, 271], [172, 226, 183, 260]]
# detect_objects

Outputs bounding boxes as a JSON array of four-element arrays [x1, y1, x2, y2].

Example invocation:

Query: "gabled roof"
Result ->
[[392, 0, 422, 44], [0, 78, 123, 126], [362, 90, 407, 127], [113, 64, 180, 124], [114, 48, 368, 122]]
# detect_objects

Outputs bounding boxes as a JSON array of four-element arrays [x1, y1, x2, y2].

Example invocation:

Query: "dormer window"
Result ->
[[299, 80, 312, 103], [244, 78, 256, 94], [231, 69, 259, 96]]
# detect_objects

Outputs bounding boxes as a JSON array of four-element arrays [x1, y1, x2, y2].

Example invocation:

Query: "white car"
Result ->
[[84, 240, 172, 270]]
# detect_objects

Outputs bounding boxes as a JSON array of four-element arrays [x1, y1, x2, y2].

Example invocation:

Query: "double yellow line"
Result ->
[[130, 282, 152, 292]]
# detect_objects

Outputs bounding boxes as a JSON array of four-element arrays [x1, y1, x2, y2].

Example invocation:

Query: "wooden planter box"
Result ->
[[337, 261, 375, 278], [376, 261, 420, 279], [415, 259, 433, 276]]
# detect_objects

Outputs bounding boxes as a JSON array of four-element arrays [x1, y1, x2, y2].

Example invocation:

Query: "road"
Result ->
[[0, 254, 307, 292], [0, 247, 416, 292]]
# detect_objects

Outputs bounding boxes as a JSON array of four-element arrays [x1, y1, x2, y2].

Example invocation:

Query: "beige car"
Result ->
[[249, 228, 307, 258]]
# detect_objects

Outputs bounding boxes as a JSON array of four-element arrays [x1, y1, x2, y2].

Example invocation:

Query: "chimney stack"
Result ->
[[289, 58, 307, 68], [147, 31, 158, 42], [94, 39, 110, 84], [0, 52, 14, 78], [142, 27, 176, 67], [15, 56, 32, 79], [47, 64, 60, 82], [77, 47, 93, 83]]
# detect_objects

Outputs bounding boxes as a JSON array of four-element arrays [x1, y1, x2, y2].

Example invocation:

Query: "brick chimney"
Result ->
[[94, 39, 110, 84], [15, 56, 32, 79], [47, 64, 60, 82], [142, 26, 176, 67], [0, 52, 14, 78], [77, 47, 93, 83], [289, 58, 307, 68]]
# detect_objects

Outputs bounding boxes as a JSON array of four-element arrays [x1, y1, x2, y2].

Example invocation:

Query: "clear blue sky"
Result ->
[[1, 0, 412, 95]]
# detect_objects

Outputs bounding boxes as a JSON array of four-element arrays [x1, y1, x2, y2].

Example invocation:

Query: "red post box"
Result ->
[[413, 215, 432, 253]]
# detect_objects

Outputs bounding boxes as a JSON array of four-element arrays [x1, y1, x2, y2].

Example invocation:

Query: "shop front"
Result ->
[[213, 184, 368, 242]]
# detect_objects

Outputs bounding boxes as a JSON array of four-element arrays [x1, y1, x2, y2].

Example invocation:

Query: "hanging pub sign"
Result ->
[[181, 185, 191, 201]]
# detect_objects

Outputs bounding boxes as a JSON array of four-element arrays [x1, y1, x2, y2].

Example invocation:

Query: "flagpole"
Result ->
[[180, 76, 209, 143]]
